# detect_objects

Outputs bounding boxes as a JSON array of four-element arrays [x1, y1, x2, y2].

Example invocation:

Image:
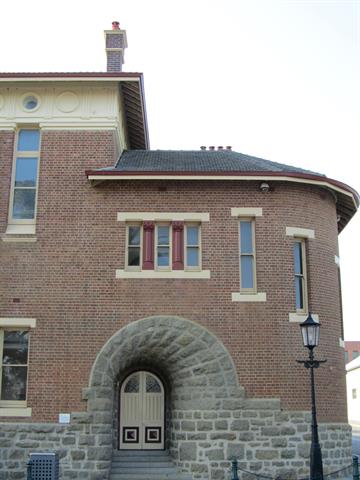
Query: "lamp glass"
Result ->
[[300, 315, 320, 348]]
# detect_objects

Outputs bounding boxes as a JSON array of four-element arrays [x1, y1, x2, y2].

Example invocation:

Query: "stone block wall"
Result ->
[[0, 414, 352, 480], [171, 406, 352, 480]]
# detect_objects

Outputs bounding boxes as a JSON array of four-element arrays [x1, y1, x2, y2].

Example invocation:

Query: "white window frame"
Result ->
[[155, 223, 172, 271], [294, 238, 308, 314], [0, 329, 30, 408], [239, 217, 257, 293], [184, 223, 201, 271], [125, 223, 143, 271], [7, 127, 41, 230]]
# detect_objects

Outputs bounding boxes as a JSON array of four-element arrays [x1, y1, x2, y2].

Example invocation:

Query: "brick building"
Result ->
[[344, 341, 360, 363], [0, 22, 359, 479]]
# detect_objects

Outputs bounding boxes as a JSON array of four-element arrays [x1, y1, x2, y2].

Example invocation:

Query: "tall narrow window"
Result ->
[[0, 331, 29, 406], [239, 219, 256, 291], [156, 225, 170, 269], [185, 224, 200, 269], [294, 239, 307, 312], [126, 225, 142, 270], [10, 129, 40, 223]]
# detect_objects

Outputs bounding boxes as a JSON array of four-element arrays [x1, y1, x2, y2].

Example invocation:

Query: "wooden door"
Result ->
[[120, 371, 164, 450]]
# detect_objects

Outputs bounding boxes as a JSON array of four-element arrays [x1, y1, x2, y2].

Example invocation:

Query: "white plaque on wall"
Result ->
[[59, 413, 71, 424]]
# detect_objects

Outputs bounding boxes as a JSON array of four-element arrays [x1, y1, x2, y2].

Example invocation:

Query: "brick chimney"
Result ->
[[105, 21, 128, 72]]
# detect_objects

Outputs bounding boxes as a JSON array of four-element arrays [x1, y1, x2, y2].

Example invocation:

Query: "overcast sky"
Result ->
[[1, 0, 359, 338]]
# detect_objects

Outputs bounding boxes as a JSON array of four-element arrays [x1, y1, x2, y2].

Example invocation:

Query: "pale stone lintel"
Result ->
[[231, 292, 267, 302], [0, 124, 16, 130], [117, 212, 210, 222], [116, 270, 211, 279], [0, 407, 32, 417], [339, 338, 345, 348], [2, 236, 37, 243], [288, 313, 319, 323], [231, 207, 263, 217], [5, 224, 36, 235], [335, 255, 340, 266], [286, 227, 315, 239], [0, 318, 37, 328]]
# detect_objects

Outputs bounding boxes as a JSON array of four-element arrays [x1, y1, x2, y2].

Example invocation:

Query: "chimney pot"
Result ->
[[112, 21, 120, 30], [226, 146, 232, 151], [209, 146, 215, 151], [218, 146, 223, 150], [200, 146, 206, 150]]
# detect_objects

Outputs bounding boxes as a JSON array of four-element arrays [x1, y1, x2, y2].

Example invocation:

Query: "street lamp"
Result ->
[[297, 313, 327, 480]]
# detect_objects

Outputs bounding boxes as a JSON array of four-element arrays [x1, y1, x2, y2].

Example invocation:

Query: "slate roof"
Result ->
[[101, 150, 324, 176]]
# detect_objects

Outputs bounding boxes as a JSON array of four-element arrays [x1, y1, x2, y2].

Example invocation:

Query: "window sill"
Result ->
[[3, 224, 37, 242], [5, 224, 36, 235], [232, 292, 267, 302], [288, 312, 319, 323], [116, 269, 211, 279], [0, 407, 32, 417], [2, 235, 37, 243]]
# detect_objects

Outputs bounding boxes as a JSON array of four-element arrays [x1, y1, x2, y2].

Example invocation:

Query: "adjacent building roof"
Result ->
[[86, 149, 359, 233], [0, 72, 149, 150]]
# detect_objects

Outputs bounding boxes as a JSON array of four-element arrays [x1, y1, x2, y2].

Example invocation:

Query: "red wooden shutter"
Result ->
[[142, 221, 155, 270], [172, 221, 184, 270]]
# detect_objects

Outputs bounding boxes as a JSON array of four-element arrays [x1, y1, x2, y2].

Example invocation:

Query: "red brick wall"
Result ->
[[0, 130, 346, 422]]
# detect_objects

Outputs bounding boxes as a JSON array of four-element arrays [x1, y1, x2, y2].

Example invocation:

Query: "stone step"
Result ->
[[109, 475, 192, 480], [110, 449, 192, 480], [111, 467, 179, 475], [114, 450, 169, 456], [112, 457, 172, 463], [111, 461, 174, 468]]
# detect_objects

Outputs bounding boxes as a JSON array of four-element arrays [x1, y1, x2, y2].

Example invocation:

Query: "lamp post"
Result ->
[[297, 313, 327, 480]]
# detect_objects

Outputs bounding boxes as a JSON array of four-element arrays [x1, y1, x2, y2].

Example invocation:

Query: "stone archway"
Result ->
[[82, 316, 245, 478], [89, 315, 242, 399]]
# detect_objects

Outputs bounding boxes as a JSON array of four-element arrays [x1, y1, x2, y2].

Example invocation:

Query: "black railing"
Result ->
[[230, 455, 359, 480]]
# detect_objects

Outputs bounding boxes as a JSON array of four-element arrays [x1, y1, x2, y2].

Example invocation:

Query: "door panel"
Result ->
[[120, 371, 164, 450]]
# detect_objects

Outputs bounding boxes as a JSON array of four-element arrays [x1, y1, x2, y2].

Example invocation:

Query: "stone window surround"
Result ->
[[3, 127, 40, 241], [286, 227, 319, 323], [117, 212, 210, 279], [231, 207, 267, 302], [0, 317, 36, 417]]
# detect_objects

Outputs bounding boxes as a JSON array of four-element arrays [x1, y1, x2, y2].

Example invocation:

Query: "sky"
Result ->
[[1, 0, 359, 338]]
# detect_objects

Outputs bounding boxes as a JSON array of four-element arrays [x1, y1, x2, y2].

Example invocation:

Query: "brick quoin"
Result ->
[[0, 130, 346, 423]]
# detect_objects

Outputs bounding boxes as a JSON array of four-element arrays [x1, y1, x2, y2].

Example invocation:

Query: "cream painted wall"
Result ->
[[0, 82, 128, 155], [346, 357, 360, 426]]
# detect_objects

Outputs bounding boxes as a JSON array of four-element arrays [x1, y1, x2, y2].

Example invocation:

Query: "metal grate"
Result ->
[[29, 453, 59, 480]]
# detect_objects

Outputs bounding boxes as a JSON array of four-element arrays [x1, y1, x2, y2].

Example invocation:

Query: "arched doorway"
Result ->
[[119, 371, 165, 450]]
